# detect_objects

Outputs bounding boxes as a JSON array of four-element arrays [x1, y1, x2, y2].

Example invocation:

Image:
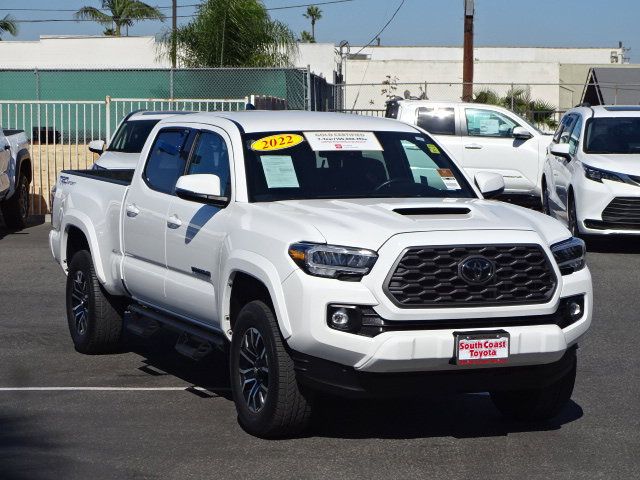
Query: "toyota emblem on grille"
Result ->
[[459, 256, 495, 284]]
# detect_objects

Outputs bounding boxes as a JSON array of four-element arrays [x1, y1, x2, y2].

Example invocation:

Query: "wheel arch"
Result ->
[[16, 150, 32, 184], [60, 214, 108, 286], [221, 252, 294, 340]]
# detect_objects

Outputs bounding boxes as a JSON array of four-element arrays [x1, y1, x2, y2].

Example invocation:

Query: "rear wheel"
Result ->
[[1, 172, 29, 229], [66, 250, 124, 354], [230, 300, 312, 438], [490, 352, 577, 422]]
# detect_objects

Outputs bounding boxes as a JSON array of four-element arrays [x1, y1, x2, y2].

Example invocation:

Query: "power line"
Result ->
[[0, 1, 354, 13], [11, 16, 196, 24], [354, 0, 405, 54], [266, 0, 354, 11]]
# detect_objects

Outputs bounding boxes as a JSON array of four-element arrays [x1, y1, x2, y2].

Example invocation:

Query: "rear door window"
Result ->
[[144, 129, 192, 194], [416, 107, 456, 135]]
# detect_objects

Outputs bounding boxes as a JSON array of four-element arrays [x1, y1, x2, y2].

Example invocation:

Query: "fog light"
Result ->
[[568, 301, 582, 319], [327, 305, 362, 332]]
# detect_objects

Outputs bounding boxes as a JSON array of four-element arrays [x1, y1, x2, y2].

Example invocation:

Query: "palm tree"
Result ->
[[473, 87, 558, 130], [164, 0, 297, 68], [303, 5, 322, 42], [0, 15, 18, 40], [300, 30, 314, 43], [74, 0, 165, 37]]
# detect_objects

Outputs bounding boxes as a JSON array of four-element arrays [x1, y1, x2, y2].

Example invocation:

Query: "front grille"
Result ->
[[385, 245, 557, 308], [601, 197, 640, 227]]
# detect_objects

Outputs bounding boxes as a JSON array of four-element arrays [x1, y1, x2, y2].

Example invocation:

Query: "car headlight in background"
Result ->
[[583, 164, 624, 183], [288, 242, 378, 280], [551, 237, 586, 275]]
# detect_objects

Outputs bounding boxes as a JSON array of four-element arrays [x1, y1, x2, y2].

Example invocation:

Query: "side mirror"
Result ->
[[88, 139, 105, 154], [475, 172, 505, 199], [175, 174, 229, 206], [512, 126, 533, 140], [549, 143, 572, 160]]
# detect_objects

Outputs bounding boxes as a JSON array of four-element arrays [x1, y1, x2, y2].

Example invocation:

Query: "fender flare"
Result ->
[[15, 149, 32, 184], [221, 250, 294, 339], [61, 212, 108, 285]]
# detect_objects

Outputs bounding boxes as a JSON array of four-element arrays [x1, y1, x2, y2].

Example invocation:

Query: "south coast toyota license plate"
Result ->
[[454, 330, 510, 365]]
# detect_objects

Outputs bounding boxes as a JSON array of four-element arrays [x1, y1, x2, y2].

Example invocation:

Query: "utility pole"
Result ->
[[462, 0, 474, 101], [171, 0, 177, 68]]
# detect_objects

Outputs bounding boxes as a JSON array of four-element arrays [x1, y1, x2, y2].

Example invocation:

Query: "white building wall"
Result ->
[[0, 36, 169, 69]]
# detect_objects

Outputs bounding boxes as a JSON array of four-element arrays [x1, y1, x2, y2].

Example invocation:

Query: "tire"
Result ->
[[541, 179, 551, 215], [490, 352, 577, 422], [567, 193, 580, 237], [1, 172, 29, 229], [230, 300, 312, 438], [66, 249, 124, 354]]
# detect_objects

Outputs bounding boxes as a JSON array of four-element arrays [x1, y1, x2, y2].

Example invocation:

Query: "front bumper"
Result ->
[[575, 174, 640, 235], [282, 230, 592, 374], [292, 346, 577, 398]]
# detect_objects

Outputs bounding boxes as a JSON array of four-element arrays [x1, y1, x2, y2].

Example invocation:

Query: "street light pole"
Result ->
[[462, 0, 474, 101]]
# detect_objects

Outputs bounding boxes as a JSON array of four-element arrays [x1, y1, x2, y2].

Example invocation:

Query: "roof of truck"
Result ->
[[162, 110, 420, 133]]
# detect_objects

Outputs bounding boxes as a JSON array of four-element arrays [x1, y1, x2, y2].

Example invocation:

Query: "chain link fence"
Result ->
[[0, 68, 328, 111]]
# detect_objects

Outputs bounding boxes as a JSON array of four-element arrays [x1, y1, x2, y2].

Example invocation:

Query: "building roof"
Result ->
[[582, 67, 640, 106]]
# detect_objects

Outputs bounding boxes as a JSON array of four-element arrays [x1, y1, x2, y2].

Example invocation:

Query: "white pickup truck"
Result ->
[[50, 111, 592, 438], [386, 100, 553, 204], [0, 127, 31, 229]]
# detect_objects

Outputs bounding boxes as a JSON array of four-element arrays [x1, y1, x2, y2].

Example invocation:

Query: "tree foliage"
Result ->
[[74, 0, 165, 37], [303, 6, 322, 41], [0, 15, 18, 40], [473, 87, 558, 129], [165, 0, 297, 68]]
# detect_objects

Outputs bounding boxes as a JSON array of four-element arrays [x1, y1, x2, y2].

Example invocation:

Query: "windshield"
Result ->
[[242, 131, 476, 202], [108, 119, 159, 153], [584, 117, 640, 154]]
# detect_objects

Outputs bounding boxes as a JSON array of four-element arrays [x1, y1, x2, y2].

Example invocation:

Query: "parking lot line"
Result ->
[[0, 386, 225, 392]]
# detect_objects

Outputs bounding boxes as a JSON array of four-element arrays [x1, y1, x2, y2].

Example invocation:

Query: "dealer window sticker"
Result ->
[[437, 168, 461, 190], [304, 131, 383, 151], [260, 155, 300, 188], [426, 144, 441, 154]]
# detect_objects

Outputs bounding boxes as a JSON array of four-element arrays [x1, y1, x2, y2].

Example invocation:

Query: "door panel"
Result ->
[[462, 107, 539, 193], [164, 128, 233, 327], [122, 128, 192, 308]]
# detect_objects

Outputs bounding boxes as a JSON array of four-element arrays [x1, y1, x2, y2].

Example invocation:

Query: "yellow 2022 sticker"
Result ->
[[251, 134, 304, 152]]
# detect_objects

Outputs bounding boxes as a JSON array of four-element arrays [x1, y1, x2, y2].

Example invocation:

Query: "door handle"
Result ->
[[167, 214, 182, 229], [126, 204, 140, 217], [464, 144, 483, 150]]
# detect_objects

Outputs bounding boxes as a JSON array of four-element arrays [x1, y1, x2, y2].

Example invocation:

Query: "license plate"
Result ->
[[454, 330, 510, 366]]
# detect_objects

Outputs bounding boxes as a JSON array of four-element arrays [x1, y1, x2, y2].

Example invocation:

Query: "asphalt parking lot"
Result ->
[[1, 221, 639, 480]]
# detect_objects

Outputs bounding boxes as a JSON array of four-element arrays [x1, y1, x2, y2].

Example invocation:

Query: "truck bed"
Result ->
[[60, 168, 134, 185]]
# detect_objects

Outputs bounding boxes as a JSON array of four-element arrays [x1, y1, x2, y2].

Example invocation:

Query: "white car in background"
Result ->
[[542, 105, 640, 236], [89, 110, 191, 170], [386, 99, 553, 204]]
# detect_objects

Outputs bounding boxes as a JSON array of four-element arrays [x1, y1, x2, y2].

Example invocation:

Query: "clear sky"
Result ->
[[3, 0, 636, 61]]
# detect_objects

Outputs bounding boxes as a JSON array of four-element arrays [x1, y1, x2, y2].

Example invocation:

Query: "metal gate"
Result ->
[[0, 97, 247, 215]]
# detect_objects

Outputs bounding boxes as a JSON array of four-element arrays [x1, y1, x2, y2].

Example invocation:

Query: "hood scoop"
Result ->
[[393, 207, 471, 216]]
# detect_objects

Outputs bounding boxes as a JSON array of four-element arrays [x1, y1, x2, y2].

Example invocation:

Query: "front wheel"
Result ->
[[66, 250, 124, 354], [490, 352, 577, 421], [230, 301, 312, 438]]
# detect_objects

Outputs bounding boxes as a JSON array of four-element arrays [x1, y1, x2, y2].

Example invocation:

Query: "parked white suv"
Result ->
[[89, 110, 191, 170], [50, 111, 592, 438], [386, 100, 553, 203], [542, 105, 640, 235]]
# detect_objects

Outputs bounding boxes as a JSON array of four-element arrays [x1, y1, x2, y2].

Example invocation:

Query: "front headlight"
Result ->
[[551, 237, 586, 275], [288, 242, 378, 280], [583, 164, 624, 183]]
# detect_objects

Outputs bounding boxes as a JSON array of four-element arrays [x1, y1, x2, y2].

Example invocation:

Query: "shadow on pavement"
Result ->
[[0, 413, 69, 480], [126, 332, 583, 440], [310, 395, 583, 440], [0, 216, 46, 240]]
